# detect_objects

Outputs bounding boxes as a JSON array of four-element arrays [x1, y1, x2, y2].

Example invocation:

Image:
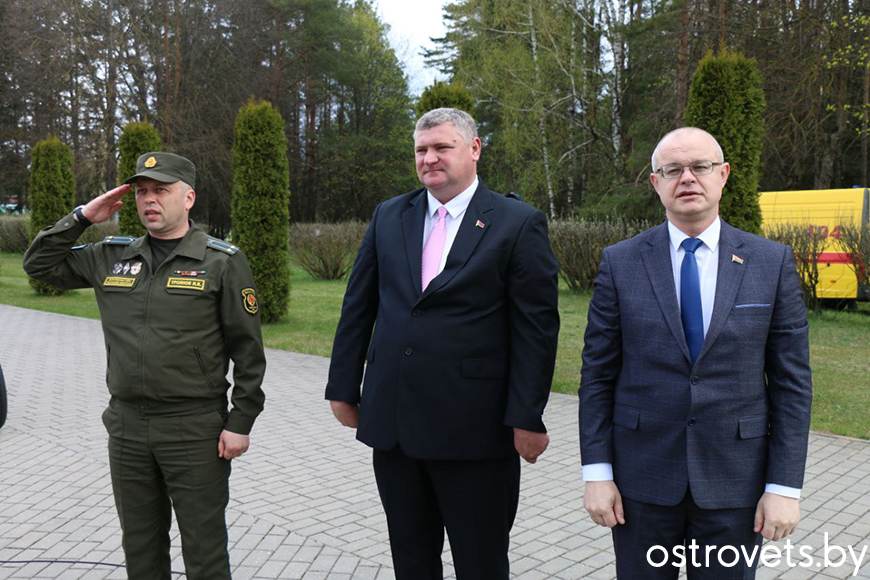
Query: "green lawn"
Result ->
[[2, 251, 868, 439]]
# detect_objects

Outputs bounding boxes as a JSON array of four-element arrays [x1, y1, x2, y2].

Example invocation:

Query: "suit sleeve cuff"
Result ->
[[765, 483, 801, 499], [583, 463, 614, 481], [324, 384, 361, 403]]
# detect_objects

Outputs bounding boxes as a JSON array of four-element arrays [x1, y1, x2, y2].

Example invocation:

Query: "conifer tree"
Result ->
[[231, 99, 290, 322], [117, 122, 162, 236], [684, 49, 766, 234], [28, 136, 74, 295], [415, 81, 475, 118]]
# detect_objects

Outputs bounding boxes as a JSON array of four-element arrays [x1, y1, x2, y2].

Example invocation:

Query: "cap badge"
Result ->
[[144, 156, 157, 168]]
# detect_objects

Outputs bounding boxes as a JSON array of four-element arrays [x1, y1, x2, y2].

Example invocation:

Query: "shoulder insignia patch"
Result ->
[[71, 244, 88, 251], [206, 238, 239, 255], [102, 235, 136, 246], [241, 288, 259, 315]]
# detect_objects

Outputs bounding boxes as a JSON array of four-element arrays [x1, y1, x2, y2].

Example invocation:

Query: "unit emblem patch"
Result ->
[[241, 288, 258, 315]]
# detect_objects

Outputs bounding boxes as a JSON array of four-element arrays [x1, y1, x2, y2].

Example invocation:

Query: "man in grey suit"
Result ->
[[579, 127, 812, 578]]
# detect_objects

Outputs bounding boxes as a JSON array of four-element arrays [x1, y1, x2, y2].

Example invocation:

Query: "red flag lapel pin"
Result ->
[[475, 220, 486, 229], [731, 254, 744, 265]]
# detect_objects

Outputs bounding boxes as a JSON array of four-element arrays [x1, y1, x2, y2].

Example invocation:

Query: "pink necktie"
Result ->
[[422, 206, 448, 291]]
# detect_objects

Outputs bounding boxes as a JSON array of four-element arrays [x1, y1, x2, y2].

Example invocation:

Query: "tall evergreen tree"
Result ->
[[231, 99, 290, 323], [317, 0, 416, 221], [28, 135, 75, 295], [684, 49, 766, 234], [117, 121, 162, 236]]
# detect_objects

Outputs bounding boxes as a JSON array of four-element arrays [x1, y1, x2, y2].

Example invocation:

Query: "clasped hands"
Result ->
[[329, 401, 550, 463]]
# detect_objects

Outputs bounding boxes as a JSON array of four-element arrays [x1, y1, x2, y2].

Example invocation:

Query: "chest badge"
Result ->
[[166, 277, 206, 291], [103, 276, 136, 288], [241, 288, 259, 315], [130, 262, 142, 275], [174, 270, 206, 277]]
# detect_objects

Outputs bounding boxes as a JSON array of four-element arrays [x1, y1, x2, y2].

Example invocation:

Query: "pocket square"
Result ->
[[734, 303, 772, 309]]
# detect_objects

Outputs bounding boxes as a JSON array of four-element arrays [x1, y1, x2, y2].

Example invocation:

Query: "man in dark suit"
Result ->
[[579, 127, 812, 578], [326, 108, 560, 579]]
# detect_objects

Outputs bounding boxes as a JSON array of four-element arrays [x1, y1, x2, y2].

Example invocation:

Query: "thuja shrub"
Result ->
[[28, 136, 75, 295], [231, 99, 291, 322], [684, 48, 765, 234], [117, 121, 162, 236]]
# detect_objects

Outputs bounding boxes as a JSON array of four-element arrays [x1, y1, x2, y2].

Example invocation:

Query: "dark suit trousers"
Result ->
[[613, 490, 762, 580], [373, 447, 520, 580]]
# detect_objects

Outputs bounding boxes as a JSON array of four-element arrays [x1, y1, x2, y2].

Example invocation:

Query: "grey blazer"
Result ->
[[579, 220, 812, 510]]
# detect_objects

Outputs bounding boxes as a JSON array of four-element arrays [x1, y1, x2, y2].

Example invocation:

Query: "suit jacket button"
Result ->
[[691, 376, 700, 385], [412, 309, 422, 317], [404, 347, 413, 356], [688, 418, 696, 427]]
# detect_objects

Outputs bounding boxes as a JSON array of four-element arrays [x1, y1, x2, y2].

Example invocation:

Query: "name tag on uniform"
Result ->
[[166, 277, 205, 291], [103, 276, 136, 288]]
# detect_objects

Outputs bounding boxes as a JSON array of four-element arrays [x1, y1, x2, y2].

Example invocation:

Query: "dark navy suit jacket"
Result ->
[[326, 182, 560, 460], [579, 220, 812, 509]]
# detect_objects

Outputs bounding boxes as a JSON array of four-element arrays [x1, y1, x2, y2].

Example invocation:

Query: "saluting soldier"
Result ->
[[24, 152, 266, 579]]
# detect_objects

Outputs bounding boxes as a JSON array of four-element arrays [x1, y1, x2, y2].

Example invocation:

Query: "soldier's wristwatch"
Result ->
[[73, 205, 92, 227]]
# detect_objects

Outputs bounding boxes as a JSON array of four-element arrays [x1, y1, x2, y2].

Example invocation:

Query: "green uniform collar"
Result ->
[[121, 221, 207, 262]]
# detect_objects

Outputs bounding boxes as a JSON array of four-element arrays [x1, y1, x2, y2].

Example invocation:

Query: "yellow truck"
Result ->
[[759, 188, 869, 302]]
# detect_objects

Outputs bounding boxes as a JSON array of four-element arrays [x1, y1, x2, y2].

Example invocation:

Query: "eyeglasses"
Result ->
[[655, 161, 724, 179]]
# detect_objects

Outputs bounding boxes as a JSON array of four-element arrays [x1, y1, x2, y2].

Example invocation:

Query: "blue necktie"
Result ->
[[680, 238, 704, 364]]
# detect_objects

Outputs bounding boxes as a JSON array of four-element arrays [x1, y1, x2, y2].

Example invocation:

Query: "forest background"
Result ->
[[2, 0, 870, 233]]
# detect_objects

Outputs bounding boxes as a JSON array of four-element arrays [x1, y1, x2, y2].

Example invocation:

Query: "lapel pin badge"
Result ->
[[731, 254, 744, 265], [475, 220, 485, 229]]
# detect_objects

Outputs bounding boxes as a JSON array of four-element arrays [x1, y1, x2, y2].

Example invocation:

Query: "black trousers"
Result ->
[[373, 446, 521, 580], [613, 489, 763, 580]]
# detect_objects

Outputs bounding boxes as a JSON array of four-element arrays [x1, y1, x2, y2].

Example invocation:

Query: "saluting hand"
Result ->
[[81, 184, 132, 224]]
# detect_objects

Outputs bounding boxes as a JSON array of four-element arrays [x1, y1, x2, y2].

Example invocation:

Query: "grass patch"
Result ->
[[2, 251, 868, 439], [1, 253, 100, 319], [805, 305, 870, 439], [261, 274, 345, 357]]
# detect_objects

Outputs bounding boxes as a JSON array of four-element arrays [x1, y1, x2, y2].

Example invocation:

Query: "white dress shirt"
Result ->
[[583, 217, 801, 499], [422, 176, 479, 276]]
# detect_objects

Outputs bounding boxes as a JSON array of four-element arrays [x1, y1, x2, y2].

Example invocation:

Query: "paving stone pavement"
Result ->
[[0, 304, 868, 579]]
